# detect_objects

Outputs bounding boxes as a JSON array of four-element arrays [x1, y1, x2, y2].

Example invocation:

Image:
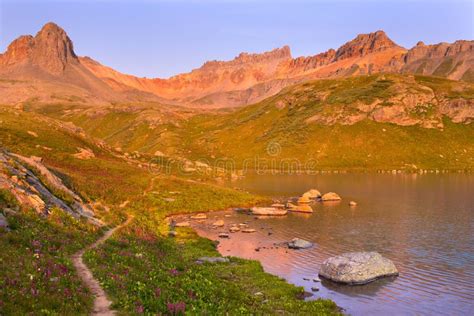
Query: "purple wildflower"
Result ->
[[135, 302, 144, 314], [167, 301, 186, 315]]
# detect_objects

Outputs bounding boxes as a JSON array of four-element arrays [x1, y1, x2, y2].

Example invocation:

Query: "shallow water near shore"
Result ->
[[179, 173, 474, 315]]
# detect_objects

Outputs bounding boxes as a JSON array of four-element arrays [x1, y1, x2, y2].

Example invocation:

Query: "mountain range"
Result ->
[[1, 22, 473, 108]]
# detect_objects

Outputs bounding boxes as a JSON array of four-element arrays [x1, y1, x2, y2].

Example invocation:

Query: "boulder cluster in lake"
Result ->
[[247, 188, 351, 216]]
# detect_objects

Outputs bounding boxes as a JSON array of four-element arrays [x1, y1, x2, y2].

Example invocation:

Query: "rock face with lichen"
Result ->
[[319, 252, 398, 285], [0, 150, 99, 224]]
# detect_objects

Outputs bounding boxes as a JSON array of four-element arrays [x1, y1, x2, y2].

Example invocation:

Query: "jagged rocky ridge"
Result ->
[[0, 23, 472, 108]]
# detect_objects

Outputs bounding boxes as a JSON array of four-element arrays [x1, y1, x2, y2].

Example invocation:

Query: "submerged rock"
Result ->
[[251, 207, 287, 216], [196, 257, 230, 264], [241, 228, 256, 233], [271, 203, 285, 209], [319, 252, 398, 285], [290, 204, 313, 213], [218, 233, 230, 238], [349, 201, 358, 206], [229, 226, 240, 233], [321, 192, 341, 201], [288, 238, 313, 249]]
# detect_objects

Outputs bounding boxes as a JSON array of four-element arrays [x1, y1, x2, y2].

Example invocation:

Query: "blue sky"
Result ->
[[0, 0, 472, 78]]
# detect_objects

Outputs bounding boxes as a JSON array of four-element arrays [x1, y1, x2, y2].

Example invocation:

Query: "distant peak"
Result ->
[[200, 45, 292, 70], [38, 22, 65, 34], [336, 30, 400, 60]]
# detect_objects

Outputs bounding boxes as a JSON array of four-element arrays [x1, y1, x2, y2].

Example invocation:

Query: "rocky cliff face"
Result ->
[[401, 40, 474, 80], [0, 22, 79, 75], [335, 30, 401, 61]]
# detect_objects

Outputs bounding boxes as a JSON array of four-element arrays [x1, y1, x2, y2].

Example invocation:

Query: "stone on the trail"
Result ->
[[175, 221, 190, 227], [163, 198, 176, 202], [213, 220, 225, 227], [229, 226, 240, 233], [190, 213, 207, 220], [287, 238, 313, 249], [251, 207, 287, 216], [238, 223, 248, 227], [303, 189, 321, 199], [0, 213, 9, 229], [290, 204, 313, 213], [349, 201, 357, 206], [168, 231, 177, 237], [311, 287, 319, 292], [297, 195, 311, 204], [321, 192, 341, 202], [242, 228, 256, 233], [218, 233, 230, 238], [319, 252, 399, 285], [196, 256, 230, 264]]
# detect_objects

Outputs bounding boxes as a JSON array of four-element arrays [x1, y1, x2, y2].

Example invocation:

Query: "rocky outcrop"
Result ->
[[0, 150, 98, 223], [402, 40, 474, 80], [319, 252, 399, 285], [335, 30, 401, 61], [0, 22, 78, 75]]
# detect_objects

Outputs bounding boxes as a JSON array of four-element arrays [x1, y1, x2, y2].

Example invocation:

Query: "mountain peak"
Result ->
[[335, 30, 400, 61], [0, 22, 78, 74]]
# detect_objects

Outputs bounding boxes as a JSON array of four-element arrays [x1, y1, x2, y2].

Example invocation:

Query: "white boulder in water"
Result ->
[[251, 207, 287, 216]]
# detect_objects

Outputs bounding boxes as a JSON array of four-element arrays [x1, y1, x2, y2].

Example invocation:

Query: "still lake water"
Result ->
[[186, 174, 474, 315]]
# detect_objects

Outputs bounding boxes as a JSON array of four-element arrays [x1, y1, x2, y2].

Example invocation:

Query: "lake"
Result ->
[[181, 173, 474, 315]]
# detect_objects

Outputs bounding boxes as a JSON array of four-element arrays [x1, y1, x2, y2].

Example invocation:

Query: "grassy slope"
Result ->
[[0, 194, 102, 315], [177, 74, 474, 171], [0, 108, 337, 315], [34, 74, 474, 171]]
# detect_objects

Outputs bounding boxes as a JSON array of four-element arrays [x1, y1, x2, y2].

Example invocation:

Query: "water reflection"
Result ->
[[180, 173, 474, 315]]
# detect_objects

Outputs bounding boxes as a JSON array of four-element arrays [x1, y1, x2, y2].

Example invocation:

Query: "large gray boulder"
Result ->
[[319, 252, 398, 285], [196, 257, 230, 264]]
